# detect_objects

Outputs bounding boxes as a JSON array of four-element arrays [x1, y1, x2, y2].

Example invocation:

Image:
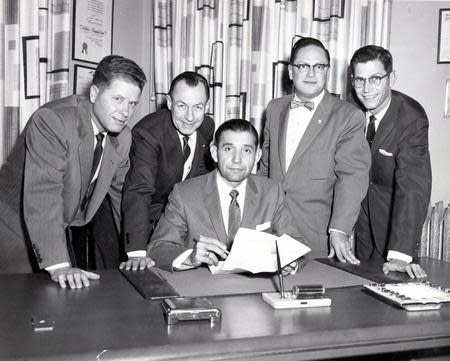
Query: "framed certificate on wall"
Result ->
[[437, 8, 450, 63], [72, 0, 114, 64]]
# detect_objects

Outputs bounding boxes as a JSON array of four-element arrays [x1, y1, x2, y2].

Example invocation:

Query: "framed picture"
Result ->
[[72, 0, 114, 64], [445, 80, 450, 118], [437, 8, 450, 63], [74, 64, 96, 95]]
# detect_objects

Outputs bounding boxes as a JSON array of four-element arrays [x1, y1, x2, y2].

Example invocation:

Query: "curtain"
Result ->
[[0, 0, 71, 164], [152, 0, 392, 133]]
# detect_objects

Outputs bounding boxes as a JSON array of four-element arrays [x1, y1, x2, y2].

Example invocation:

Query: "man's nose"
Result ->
[[185, 107, 194, 121], [232, 151, 242, 163], [363, 79, 371, 92]]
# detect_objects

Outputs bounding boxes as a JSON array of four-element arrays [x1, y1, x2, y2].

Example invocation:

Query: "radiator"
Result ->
[[420, 201, 450, 262]]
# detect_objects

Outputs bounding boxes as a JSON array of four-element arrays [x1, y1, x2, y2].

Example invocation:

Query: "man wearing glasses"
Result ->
[[259, 37, 371, 262], [350, 45, 431, 278]]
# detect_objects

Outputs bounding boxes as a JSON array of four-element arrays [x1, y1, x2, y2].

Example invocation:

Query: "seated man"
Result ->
[[147, 119, 304, 272]]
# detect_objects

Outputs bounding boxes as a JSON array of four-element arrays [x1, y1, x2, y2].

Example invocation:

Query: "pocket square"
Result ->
[[256, 222, 271, 231], [379, 149, 394, 157]]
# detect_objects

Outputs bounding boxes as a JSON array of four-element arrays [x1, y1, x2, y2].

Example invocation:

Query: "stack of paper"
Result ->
[[209, 228, 310, 274]]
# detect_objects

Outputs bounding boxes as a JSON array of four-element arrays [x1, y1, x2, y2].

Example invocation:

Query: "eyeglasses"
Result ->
[[352, 73, 390, 88], [290, 63, 329, 73]]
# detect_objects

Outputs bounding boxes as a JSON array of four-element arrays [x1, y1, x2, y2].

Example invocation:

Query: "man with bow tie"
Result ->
[[259, 37, 371, 262]]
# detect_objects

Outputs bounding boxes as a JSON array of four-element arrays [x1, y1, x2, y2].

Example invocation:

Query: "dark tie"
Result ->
[[227, 190, 241, 249], [81, 133, 105, 210], [290, 98, 314, 111], [182, 135, 191, 162], [366, 115, 376, 147]]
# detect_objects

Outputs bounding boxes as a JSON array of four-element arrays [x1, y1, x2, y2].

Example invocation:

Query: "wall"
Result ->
[[390, 1, 450, 204]]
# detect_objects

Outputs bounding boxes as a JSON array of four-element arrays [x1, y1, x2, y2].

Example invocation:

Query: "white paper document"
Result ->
[[209, 228, 310, 274]]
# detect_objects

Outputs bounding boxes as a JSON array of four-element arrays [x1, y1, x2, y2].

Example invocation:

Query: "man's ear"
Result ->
[[288, 64, 293, 81], [389, 71, 396, 88], [166, 94, 172, 110], [210, 144, 218, 163], [89, 85, 99, 103], [255, 148, 262, 165]]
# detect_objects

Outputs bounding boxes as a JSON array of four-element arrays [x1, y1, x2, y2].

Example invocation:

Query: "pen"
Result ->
[[275, 240, 285, 298]]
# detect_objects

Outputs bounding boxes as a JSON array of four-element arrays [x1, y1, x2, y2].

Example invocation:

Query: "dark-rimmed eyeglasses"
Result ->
[[352, 73, 390, 88], [290, 63, 329, 73]]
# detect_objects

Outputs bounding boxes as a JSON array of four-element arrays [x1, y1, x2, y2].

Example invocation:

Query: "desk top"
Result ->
[[1, 259, 449, 361]]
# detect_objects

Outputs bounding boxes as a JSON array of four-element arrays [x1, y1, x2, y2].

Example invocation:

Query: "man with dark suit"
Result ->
[[350, 45, 430, 278], [259, 37, 371, 262], [0, 55, 147, 288], [120, 72, 215, 270], [147, 119, 303, 271]]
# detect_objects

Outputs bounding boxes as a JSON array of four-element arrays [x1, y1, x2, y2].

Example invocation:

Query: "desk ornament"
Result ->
[[161, 297, 222, 325]]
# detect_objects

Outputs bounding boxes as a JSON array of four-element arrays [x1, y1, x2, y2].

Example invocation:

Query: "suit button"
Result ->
[[38, 258, 42, 263]]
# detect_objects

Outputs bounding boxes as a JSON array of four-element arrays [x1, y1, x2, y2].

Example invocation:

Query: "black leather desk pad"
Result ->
[[120, 268, 179, 299]]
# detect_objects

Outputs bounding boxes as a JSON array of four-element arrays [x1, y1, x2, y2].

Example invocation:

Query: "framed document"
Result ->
[[445, 79, 450, 118], [437, 8, 450, 63], [74, 64, 96, 95], [72, 0, 114, 64]]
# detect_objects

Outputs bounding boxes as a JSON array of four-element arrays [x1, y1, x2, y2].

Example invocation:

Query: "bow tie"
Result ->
[[290, 99, 314, 111]]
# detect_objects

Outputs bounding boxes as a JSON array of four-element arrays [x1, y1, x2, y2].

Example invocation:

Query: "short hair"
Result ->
[[214, 119, 259, 148], [350, 45, 393, 74], [290, 37, 330, 65], [169, 71, 210, 100], [92, 55, 147, 91]]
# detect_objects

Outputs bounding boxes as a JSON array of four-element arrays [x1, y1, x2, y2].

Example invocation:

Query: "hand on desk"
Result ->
[[185, 235, 228, 268], [119, 257, 155, 271], [281, 259, 304, 276], [382, 259, 427, 278], [48, 266, 99, 289], [328, 231, 360, 265]]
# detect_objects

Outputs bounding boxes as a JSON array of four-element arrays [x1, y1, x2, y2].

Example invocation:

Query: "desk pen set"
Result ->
[[262, 241, 332, 309]]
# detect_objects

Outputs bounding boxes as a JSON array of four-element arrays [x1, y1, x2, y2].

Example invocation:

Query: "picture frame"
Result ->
[[437, 8, 450, 64], [72, 0, 114, 64], [73, 64, 96, 96], [445, 79, 450, 118]]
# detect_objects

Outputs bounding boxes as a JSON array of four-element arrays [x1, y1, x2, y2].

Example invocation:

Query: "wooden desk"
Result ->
[[1, 259, 449, 361]]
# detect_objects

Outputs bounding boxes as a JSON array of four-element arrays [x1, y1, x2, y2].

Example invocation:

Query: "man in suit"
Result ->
[[147, 119, 303, 271], [0, 55, 146, 288], [350, 45, 430, 278], [120, 71, 215, 271], [259, 37, 371, 262]]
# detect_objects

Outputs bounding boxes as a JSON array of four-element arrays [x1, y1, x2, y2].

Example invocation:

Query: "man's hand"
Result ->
[[328, 231, 360, 264], [382, 259, 427, 278], [281, 258, 306, 276], [185, 235, 228, 268], [48, 266, 100, 289], [119, 256, 155, 271]]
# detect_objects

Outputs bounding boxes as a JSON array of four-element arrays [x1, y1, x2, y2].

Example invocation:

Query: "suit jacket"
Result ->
[[122, 108, 215, 253], [356, 90, 431, 257], [0, 95, 131, 270], [259, 91, 371, 258], [148, 171, 303, 271]]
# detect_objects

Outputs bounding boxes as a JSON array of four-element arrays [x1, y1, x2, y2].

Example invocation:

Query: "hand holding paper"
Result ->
[[209, 228, 310, 274]]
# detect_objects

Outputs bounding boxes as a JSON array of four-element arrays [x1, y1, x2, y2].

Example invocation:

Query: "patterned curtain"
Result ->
[[152, 0, 392, 133], [0, 0, 71, 164]]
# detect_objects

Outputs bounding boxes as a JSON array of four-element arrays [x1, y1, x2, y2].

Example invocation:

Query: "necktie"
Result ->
[[182, 135, 191, 162], [227, 190, 241, 249], [81, 133, 105, 210], [366, 115, 376, 148], [290, 98, 314, 111]]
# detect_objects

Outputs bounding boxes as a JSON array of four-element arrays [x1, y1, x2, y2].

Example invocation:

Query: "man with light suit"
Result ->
[[350, 45, 430, 278], [147, 119, 304, 272], [0, 55, 146, 288], [259, 37, 371, 262]]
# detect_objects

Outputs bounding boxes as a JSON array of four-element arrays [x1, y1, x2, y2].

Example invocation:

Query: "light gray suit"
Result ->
[[0, 95, 131, 272], [148, 170, 304, 271], [259, 91, 371, 258]]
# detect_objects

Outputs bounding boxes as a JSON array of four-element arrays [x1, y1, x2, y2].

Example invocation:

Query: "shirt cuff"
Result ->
[[45, 262, 71, 271], [172, 249, 194, 271], [387, 250, 412, 264], [127, 250, 147, 258], [329, 228, 347, 236]]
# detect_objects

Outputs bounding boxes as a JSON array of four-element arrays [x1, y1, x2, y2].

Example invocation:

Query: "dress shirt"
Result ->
[[172, 173, 247, 270], [46, 120, 106, 271], [285, 91, 325, 170], [365, 100, 412, 264], [178, 131, 197, 181]]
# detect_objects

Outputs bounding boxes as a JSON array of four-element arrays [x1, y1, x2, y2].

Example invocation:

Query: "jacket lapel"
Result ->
[[370, 95, 397, 154], [204, 171, 227, 244], [277, 99, 290, 175], [77, 106, 95, 206], [240, 176, 257, 228]]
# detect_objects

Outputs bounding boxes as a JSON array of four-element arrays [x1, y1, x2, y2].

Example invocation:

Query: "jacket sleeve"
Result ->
[[258, 102, 272, 177], [23, 108, 71, 268]]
